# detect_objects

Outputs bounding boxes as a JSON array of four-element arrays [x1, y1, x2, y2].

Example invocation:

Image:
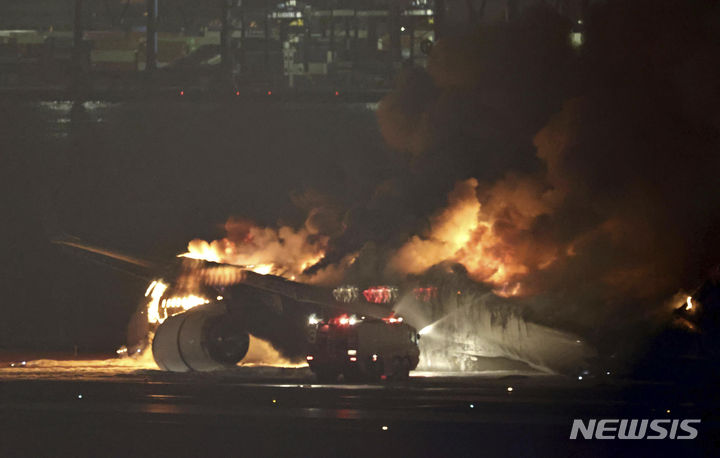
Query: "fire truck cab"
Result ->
[[306, 315, 420, 382]]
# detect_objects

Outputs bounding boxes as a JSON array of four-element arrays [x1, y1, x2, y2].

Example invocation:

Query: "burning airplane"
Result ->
[[55, 230, 597, 376]]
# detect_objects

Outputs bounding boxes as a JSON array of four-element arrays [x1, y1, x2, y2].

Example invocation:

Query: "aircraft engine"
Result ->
[[152, 302, 249, 372]]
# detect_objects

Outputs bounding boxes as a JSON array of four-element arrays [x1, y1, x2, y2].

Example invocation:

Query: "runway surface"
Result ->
[[0, 357, 718, 457]]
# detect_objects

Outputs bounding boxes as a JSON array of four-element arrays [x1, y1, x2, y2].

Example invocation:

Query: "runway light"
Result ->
[[666, 409, 671, 414], [506, 387, 513, 392], [272, 399, 277, 404], [401, 26, 406, 31], [267, 90, 272, 95], [606, 371, 611, 375], [469, 404, 475, 408], [179, 90, 184, 96], [335, 91, 339, 96], [578, 376, 583, 381], [347, 349, 357, 356], [235, 91, 240, 96], [77, 394, 83, 399], [382, 425, 388, 431]]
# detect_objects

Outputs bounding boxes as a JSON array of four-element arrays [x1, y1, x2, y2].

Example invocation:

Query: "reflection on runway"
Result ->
[[0, 358, 712, 457]]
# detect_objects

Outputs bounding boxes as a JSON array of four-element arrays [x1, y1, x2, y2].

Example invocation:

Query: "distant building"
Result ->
[[0, 0, 595, 90]]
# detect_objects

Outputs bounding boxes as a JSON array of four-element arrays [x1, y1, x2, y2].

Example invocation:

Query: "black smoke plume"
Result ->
[[367, 0, 720, 360]]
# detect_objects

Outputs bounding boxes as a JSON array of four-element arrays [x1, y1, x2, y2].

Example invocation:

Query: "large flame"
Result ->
[[145, 280, 168, 324], [180, 218, 327, 280], [144, 279, 210, 325], [389, 177, 557, 296]]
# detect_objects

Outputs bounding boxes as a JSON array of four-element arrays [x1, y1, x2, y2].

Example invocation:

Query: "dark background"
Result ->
[[0, 98, 393, 352]]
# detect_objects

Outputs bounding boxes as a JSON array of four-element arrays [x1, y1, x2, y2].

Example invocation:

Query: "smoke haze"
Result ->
[[197, 0, 720, 364]]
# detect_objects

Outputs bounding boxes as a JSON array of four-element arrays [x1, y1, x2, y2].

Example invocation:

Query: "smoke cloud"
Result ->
[[376, 0, 720, 357], [191, 1, 720, 368]]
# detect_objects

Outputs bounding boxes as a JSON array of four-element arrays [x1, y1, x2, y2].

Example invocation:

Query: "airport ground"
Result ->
[[0, 357, 718, 457]]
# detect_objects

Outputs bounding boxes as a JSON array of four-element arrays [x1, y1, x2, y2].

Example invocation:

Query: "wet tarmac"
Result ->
[[0, 361, 718, 457]]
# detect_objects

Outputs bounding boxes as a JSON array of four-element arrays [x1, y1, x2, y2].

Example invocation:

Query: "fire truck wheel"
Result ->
[[369, 360, 384, 382], [315, 368, 340, 383], [390, 356, 410, 381], [343, 365, 363, 383]]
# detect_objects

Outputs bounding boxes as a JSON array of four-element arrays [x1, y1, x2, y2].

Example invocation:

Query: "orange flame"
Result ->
[[144, 279, 211, 325], [180, 218, 327, 279], [390, 177, 558, 295]]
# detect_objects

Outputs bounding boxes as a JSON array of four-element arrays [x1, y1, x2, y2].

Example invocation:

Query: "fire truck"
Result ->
[[306, 314, 420, 382]]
